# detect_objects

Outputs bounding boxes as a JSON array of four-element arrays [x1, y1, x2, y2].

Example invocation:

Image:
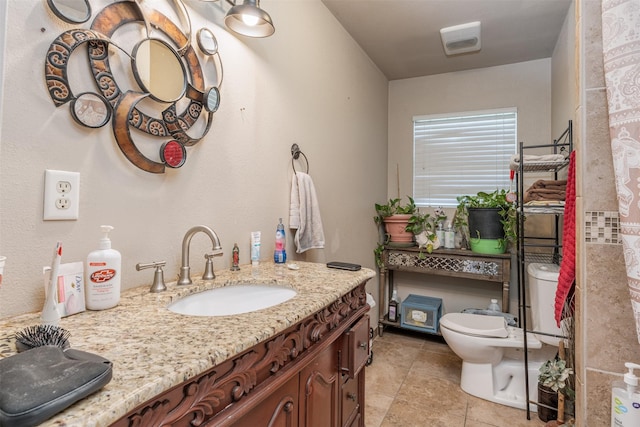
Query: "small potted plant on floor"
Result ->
[[456, 189, 517, 254], [537, 356, 574, 422]]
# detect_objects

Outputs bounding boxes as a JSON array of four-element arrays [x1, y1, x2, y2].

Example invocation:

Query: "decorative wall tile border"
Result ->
[[584, 211, 621, 244]]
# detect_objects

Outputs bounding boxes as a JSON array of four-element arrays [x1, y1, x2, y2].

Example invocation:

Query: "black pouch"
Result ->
[[0, 345, 113, 427]]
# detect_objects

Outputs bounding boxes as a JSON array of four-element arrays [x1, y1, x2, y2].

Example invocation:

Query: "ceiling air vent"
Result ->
[[440, 21, 481, 56]]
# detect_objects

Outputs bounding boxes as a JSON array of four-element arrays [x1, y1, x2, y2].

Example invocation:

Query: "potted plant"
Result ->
[[405, 211, 438, 253], [405, 207, 448, 254], [374, 196, 417, 245], [537, 356, 574, 422], [456, 189, 517, 254]]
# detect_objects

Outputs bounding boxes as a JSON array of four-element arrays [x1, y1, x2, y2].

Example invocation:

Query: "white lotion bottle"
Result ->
[[86, 225, 121, 310], [612, 362, 640, 426]]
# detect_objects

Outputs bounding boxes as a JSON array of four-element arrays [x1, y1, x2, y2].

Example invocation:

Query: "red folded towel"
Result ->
[[555, 151, 576, 326]]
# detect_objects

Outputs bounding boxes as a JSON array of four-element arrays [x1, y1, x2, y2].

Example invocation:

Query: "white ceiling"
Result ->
[[321, 0, 573, 80]]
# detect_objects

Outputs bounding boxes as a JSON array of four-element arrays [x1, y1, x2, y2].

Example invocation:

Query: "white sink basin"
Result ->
[[168, 284, 297, 316]]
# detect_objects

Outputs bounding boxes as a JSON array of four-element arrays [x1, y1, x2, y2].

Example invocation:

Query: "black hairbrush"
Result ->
[[14, 324, 71, 352]]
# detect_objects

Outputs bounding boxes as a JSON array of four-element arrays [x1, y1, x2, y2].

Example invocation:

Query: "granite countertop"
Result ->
[[0, 261, 375, 427]]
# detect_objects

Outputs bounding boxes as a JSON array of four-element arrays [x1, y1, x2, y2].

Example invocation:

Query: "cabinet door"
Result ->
[[230, 375, 299, 427], [299, 342, 339, 427], [340, 377, 360, 427]]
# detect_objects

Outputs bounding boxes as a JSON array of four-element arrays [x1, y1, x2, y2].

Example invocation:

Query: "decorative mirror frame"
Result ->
[[70, 92, 111, 128], [46, 0, 92, 24], [197, 28, 218, 55], [43, 0, 223, 174]]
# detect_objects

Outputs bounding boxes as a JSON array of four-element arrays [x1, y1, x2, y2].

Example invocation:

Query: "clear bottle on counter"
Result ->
[[436, 222, 445, 246], [444, 222, 455, 249]]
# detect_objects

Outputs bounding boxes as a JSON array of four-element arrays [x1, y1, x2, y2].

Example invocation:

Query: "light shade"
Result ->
[[224, 0, 275, 38], [440, 21, 481, 55]]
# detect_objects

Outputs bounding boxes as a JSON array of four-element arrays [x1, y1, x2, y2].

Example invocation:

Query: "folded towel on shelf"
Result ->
[[529, 179, 567, 191], [289, 172, 325, 253], [523, 179, 567, 203], [509, 153, 567, 170]]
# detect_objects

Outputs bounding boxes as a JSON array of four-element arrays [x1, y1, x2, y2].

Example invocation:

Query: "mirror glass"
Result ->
[[160, 140, 186, 168], [47, 0, 91, 24], [70, 93, 111, 128], [204, 87, 220, 113], [197, 28, 218, 55], [133, 38, 186, 103]]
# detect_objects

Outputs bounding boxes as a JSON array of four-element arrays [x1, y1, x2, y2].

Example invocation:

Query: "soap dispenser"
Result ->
[[274, 218, 286, 264], [86, 225, 121, 310], [611, 362, 640, 426]]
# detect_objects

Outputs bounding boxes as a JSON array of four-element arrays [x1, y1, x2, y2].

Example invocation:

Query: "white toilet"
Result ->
[[439, 263, 563, 411]]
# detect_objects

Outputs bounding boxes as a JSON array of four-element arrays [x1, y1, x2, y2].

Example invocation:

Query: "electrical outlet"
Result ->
[[44, 170, 80, 220]]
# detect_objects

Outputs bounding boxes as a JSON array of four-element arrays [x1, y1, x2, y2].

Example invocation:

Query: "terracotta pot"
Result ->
[[383, 214, 414, 244], [537, 384, 558, 422]]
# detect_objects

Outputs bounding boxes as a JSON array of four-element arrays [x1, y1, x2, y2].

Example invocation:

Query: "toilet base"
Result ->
[[459, 347, 556, 412]]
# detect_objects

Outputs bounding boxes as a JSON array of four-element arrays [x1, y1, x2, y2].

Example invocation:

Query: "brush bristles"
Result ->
[[15, 324, 71, 351]]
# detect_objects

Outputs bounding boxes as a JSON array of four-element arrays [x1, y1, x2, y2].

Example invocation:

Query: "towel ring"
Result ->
[[291, 143, 309, 174]]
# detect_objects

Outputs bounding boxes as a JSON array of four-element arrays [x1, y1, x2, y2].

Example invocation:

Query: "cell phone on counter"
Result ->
[[326, 262, 361, 271]]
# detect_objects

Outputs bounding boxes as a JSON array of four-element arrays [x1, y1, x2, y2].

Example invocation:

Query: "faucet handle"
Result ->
[[136, 261, 167, 293], [202, 252, 223, 280]]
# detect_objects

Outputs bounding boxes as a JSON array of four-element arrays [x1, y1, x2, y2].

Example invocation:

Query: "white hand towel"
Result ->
[[509, 153, 567, 170], [289, 172, 325, 253]]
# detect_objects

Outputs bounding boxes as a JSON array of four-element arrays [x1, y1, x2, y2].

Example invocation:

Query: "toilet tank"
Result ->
[[527, 263, 563, 346]]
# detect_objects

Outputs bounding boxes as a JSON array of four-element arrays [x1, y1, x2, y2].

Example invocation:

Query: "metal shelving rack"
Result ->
[[516, 120, 572, 419]]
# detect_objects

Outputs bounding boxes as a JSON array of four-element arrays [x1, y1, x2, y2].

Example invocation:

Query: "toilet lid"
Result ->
[[440, 312, 509, 338]]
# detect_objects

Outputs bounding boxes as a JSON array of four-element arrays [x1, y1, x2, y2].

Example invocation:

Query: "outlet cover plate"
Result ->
[[43, 170, 80, 220]]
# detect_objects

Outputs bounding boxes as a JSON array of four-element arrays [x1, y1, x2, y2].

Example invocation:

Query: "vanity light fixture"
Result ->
[[440, 21, 481, 56], [224, 0, 275, 38]]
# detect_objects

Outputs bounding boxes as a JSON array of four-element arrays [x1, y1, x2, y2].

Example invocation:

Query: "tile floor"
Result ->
[[364, 329, 547, 427]]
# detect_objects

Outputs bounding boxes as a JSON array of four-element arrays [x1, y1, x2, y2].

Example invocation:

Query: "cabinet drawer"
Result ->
[[340, 315, 369, 379], [341, 377, 359, 427]]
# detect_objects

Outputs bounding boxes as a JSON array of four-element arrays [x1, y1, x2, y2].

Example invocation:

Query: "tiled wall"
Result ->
[[584, 211, 620, 244], [577, 0, 640, 424]]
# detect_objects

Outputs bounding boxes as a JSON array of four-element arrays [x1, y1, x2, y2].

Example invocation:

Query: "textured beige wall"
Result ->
[[0, 0, 388, 318], [387, 60, 552, 314], [575, 0, 640, 424], [389, 59, 552, 201]]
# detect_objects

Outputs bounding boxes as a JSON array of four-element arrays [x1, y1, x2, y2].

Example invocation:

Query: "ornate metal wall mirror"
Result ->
[[43, 0, 223, 174], [47, 0, 91, 24]]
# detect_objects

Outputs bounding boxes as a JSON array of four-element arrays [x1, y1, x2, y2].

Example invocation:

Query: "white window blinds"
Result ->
[[413, 108, 517, 207]]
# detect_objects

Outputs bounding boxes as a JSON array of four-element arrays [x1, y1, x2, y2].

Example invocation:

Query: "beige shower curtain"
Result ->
[[602, 0, 640, 343]]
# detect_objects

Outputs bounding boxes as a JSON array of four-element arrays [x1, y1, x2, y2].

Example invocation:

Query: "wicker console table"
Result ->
[[378, 246, 511, 335]]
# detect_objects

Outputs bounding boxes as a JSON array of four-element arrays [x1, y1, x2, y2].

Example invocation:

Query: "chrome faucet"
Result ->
[[178, 225, 223, 286]]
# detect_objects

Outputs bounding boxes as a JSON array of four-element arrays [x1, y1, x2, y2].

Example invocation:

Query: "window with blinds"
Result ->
[[413, 108, 517, 207]]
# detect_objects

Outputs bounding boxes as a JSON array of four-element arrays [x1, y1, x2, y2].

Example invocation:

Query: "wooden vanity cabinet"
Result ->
[[112, 283, 369, 427]]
